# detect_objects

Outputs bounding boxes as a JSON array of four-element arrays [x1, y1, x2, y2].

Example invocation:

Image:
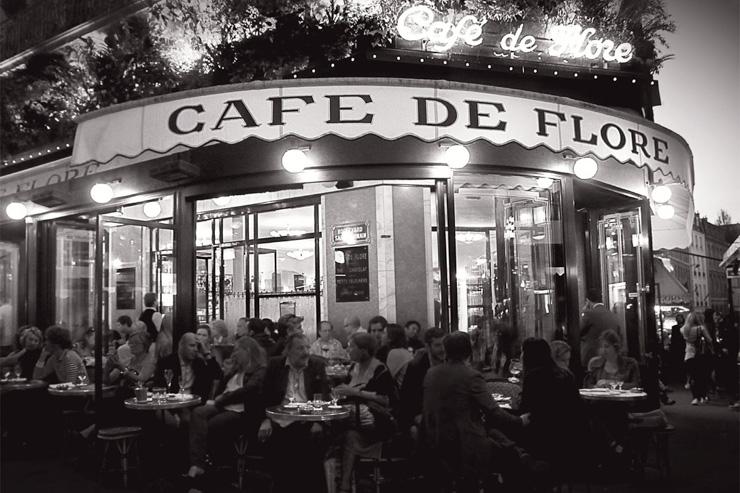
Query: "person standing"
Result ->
[[681, 311, 714, 405], [139, 292, 162, 341], [579, 289, 621, 368]]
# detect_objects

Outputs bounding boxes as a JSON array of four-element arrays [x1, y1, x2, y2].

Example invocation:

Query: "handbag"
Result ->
[[695, 327, 711, 356]]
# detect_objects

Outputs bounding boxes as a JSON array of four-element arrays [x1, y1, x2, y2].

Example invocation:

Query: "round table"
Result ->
[[0, 379, 47, 395], [579, 388, 648, 402], [48, 383, 116, 397], [266, 403, 350, 423], [124, 394, 201, 411]]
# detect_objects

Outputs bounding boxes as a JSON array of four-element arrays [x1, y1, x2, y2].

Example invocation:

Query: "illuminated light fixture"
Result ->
[[651, 184, 672, 204], [286, 249, 313, 261], [5, 202, 27, 220], [456, 231, 485, 244], [270, 227, 307, 237], [143, 200, 162, 218], [212, 196, 232, 207], [573, 157, 598, 179], [656, 204, 675, 219], [443, 145, 470, 169], [90, 183, 114, 203], [282, 148, 310, 173], [536, 177, 554, 188]]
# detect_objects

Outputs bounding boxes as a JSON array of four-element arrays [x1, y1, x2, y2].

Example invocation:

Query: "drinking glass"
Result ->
[[13, 365, 22, 380], [509, 359, 522, 377], [616, 381, 624, 391], [177, 376, 184, 398], [78, 373, 89, 386], [153, 387, 166, 402], [164, 369, 174, 392], [313, 393, 324, 406], [330, 388, 340, 407]]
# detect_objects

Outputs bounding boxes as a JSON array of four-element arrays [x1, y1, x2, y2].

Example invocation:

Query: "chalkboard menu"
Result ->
[[335, 246, 369, 302]]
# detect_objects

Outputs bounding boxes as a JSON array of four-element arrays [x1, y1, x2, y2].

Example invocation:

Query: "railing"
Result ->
[[0, 0, 140, 61]]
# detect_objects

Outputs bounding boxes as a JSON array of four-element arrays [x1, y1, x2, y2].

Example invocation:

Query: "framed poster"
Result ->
[[335, 246, 370, 302], [115, 267, 136, 309]]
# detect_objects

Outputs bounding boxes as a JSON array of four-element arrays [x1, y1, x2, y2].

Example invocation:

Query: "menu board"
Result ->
[[335, 246, 369, 302], [115, 267, 136, 309]]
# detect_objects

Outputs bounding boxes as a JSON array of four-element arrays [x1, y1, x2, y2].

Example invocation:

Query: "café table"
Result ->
[[124, 393, 201, 412], [579, 388, 648, 402], [0, 378, 47, 395], [266, 402, 350, 423], [48, 383, 116, 397]]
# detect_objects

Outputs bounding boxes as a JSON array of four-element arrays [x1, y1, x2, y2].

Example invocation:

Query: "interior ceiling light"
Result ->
[[443, 145, 470, 169], [5, 202, 27, 220], [270, 227, 307, 237], [142, 200, 162, 218], [651, 184, 672, 204], [90, 183, 114, 204], [573, 157, 598, 179], [282, 149, 310, 173], [455, 231, 485, 244], [212, 196, 232, 207], [656, 204, 675, 219], [286, 249, 313, 260], [536, 177, 554, 188]]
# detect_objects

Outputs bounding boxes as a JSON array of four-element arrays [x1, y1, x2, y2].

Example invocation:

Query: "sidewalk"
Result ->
[[2, 388, 738, 492]]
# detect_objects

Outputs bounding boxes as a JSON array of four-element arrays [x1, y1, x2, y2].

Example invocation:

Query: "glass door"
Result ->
[[598, 210, 647, 358]]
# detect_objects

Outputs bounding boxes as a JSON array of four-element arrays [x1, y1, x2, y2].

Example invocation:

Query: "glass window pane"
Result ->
[[0, 242, 20, 347], [258, 206, 314, 239], [56, 225, 95, 338]]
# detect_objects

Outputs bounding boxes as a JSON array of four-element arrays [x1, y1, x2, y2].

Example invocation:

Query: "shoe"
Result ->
[[691, 398, 700, 405]]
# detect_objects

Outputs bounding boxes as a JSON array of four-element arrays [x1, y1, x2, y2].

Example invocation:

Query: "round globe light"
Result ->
[[444, 145, 470, 169], [651, 184, 672, 204], [282, 149, 310, 173], [143, 201, 162, 218], [5, 202, 27, 220], [212, 196, 232, 207], [656, 204, 675, 219], [573, 157, 598, 179], [536, 177, 554, 188], [90, 183, 114, 203]]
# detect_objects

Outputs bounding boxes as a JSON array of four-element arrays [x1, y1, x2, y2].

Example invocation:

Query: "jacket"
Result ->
[[260, 355, 329, 415], [153, 353, 223, 403]]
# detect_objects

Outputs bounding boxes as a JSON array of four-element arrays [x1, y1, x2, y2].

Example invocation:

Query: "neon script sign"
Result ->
[[397, 5, 486, 52], [396, 5, 634, 63]]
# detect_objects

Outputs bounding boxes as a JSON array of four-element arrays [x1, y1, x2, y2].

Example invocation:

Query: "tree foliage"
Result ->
[[1, 0, 675, 160]]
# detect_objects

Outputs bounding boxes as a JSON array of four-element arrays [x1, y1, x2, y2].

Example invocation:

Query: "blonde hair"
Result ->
[[234, 336, 267, 373]]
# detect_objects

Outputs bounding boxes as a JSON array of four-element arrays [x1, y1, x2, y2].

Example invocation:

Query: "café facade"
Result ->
[[0, 5, 695, 368]]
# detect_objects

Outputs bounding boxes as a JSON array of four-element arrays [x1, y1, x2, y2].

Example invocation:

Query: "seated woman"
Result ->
[[73, 328, 96, 367], [105, 332, 156, 391], [33, 325, 87, 384], [332, 332, 398, 493], [186, 336, 267, 482], [584, 330, 640, 389], [519, 338, 588, 471], [310, 321, 348, 361], [1, 326, 43, 379], [383, 323, 413, 386]]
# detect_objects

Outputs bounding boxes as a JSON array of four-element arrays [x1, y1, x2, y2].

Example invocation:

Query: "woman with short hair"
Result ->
[[33, 325, 87, 383], [186, 336, 267, 482], [1, 326, 43, 379], [105, 331, 155, 388]]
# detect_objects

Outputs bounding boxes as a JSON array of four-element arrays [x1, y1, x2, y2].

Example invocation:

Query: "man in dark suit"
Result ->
[[258, 333, 329, 493], [153, 332, 223, 403], [579, 288, 621, 368], [424, 331, 528, 492], [399, 327, 445, 431]]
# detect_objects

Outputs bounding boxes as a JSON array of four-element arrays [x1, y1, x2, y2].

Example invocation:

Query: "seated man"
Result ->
[[368, 315, 389, 363], [399, 327, 445, 433], [310, 321, 348, 361], [424, 331, 529, 493], [154, 332, 223, 403], [258, 333, 329, 493]]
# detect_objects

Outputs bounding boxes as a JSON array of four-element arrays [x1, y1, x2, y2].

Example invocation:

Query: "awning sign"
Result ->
[[71, 79, 693, 188]]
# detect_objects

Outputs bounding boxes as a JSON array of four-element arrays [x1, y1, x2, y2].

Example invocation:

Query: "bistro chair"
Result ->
[[233, 434, 273, 492], [97, 425, 142, 488]]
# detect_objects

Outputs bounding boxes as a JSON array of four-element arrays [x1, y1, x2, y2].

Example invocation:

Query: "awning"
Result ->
[[653, 257, 690, 305], [720, 235, 740, 268]]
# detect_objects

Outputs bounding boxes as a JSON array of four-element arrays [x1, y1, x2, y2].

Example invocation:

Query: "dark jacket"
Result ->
[[520, 365, 588, 466], [399, 348, 432, 428], [153, 354, 223, 403], [261, 355, 329, 414], [139, 308, 159, 342], [579, 304, 621, 367], [423, 362, 521, 479]]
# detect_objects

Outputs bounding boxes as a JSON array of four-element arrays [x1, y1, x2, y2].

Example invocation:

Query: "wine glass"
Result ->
[[330, 387, 340, 407], [177, 375, 184, 398], [13, 365, 22, 380], [78, 373, 89, 386], [164, 369, 174, 392], [616, 381, 624, 391]]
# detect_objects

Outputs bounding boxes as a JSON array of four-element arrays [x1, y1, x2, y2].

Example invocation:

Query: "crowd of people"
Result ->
[[1, 289, 739, 493]]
